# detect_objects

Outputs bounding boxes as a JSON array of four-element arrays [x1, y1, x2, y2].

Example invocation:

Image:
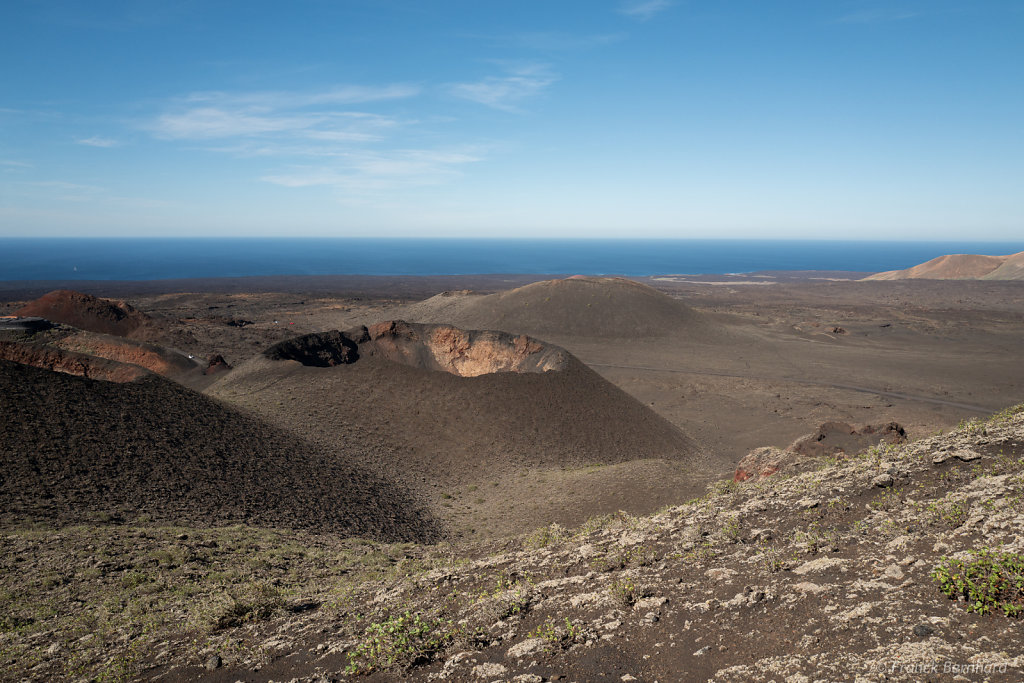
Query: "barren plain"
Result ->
[[1, 272, 1023, 682]]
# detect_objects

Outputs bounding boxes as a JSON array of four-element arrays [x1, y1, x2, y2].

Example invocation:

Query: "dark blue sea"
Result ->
[[2, 238, 1023, 281]]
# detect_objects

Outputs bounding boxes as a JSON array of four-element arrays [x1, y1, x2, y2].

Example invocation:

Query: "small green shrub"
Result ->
[[527, 617, 585, 650], [928, 501, 970, 529], [609, 577, 638, 606], [759, 547, 791, 573], [869, 487, 904, 511], [792, 522, 840, 555], [345, 611, 455, 675], [933, 550, 1024, 617]]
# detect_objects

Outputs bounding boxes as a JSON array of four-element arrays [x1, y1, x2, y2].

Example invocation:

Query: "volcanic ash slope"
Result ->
[[392, 276, 719, 339], [206, 321, 701, 487], [0, 359, 440, 542]]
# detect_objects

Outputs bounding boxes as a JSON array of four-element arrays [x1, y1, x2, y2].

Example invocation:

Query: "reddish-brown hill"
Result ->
[[0, 341, 150, 382], [0, 359, 440, 541], [865, 251, 1024, 280], [983, 251, 1024, 280], [15, 289, 151, 336]]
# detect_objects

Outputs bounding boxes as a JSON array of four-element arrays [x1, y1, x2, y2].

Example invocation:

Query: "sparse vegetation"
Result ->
[[933, 550, 1024, 617], [927, 500, 970, 529], [345, 611, 457, 675], [526, 617, 586, 650], [609, 577, 639, 606]]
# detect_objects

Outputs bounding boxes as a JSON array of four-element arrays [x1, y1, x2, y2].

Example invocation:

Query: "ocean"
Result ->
[[2, 238, 1023, 282]]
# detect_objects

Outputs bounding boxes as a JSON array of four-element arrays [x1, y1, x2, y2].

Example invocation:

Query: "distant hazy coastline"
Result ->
[[3, 238, 1024, 282]]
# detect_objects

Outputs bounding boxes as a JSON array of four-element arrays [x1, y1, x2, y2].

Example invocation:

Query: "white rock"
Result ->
[[793, 581, 826, 594], [706, 567, 738, 581], [634, 596, 668, 611], [792, 558, 847, 575], [507, 638, 547, 659], [472, 662, 507, 678], [883, 564, 905, 580]]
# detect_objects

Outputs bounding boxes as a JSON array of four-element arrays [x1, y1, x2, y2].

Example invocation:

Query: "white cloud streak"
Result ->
[[149, 85, 419, 141], [261, 148, 482, 195], [448, 63, 557, 112], [147, 83, 486, 201], [76, 136, 120, 147], [620, 0, 674, 21]]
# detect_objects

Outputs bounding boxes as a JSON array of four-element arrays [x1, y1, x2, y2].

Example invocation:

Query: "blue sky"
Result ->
[[1, 0, 1022, 239]]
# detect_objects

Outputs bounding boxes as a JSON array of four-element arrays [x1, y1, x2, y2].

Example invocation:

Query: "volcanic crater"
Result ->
[[264, 320, 568, 377]]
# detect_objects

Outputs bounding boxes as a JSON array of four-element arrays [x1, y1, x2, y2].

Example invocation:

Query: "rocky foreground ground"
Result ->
[[3, 406, 1024, 682]]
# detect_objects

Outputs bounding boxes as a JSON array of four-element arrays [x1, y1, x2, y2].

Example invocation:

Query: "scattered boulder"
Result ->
[[788, 421, 906, 459], [735, 421, 906, 483]]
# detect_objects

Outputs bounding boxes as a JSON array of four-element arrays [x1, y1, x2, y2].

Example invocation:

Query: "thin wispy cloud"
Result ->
[[149, 85, 418, 141], [448, 63, 557, 112], [181, 85, 420, 109], [838, 9, 919, 24], [262, 148, 481, 187], [76, 136, 120, 147], [147, 84, 486, 201], [620, 0, 674, 21]]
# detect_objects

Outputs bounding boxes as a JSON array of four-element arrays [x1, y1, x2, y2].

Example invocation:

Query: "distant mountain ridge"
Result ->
[[865, 251, 1024, 281]]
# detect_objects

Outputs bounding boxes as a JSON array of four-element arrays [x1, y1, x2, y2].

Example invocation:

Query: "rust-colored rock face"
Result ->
[[265, 321, 568, 377], [50, 332, 197, 378], [14, 289, 150, 336], [733, 447, 788, 482], [364, 321, 567, 377], [0, 341, 149, 383]]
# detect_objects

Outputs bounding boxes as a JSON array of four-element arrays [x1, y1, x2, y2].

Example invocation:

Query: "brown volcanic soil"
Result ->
[[15, 289, 152, 335], [395, 276, 717, 339], [210, 322, 698, 475], [0, 359, 439, 542], [208, 322, 701, 536]]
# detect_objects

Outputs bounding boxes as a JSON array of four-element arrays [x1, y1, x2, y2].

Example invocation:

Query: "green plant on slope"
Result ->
[[345, 611, 456, 675], [933, 550, 1024, 617]]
